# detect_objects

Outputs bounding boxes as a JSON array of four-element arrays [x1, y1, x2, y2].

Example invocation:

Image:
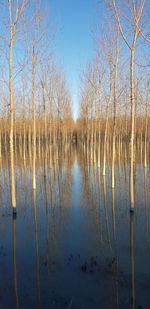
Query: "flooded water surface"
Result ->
[[0, 145, 150, 309]]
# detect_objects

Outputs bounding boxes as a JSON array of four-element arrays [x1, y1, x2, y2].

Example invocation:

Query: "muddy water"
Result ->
[[0, 146, 150, 308]]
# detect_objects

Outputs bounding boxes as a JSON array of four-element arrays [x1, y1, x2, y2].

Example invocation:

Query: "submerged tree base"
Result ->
[[13, 208, 17, 218], [130, 208, 134, 214]]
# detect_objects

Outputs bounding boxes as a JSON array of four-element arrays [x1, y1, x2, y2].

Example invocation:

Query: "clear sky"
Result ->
[[0, 0, 102, 119], [1, 0, 149, 118], [50, 0, 100, 119]]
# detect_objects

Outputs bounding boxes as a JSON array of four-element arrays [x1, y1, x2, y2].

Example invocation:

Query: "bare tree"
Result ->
[[107, 0, 147, 210], [7, 0, 27, 214], [23, 2, 49, 190], [112, 28, 119, 188]]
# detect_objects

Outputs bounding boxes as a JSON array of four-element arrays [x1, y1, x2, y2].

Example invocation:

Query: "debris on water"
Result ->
[[78, 256, 100, 273], [90, 256, 97, 267], [81, 262, 87, 272], [106, 257, 117, 274]]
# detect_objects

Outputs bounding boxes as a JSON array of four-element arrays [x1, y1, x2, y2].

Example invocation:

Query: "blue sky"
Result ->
[[48, 0, 150, 119], [49, 0, 100, 118], [0, 0, 101, 119], [0, 0, 149, 119]]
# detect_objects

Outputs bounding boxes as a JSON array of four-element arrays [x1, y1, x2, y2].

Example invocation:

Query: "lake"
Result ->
[[0, 144, 150, 308]]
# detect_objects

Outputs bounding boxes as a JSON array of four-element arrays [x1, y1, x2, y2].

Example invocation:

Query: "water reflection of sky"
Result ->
[[0, 148, 150, 308]]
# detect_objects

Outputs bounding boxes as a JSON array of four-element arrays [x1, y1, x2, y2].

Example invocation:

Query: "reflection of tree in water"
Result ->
[[36, 146, 74, 251], [130, 214, 135, 309], [77, 143, 147, 308], [78, 145, 112, 247], [0, 139, 149, 218], [12, 217, 19, 309], [32, 189, 41, 306], [143, 169, 150, 243], [0, 142, 150, 307], [78, 144, 121, 306]]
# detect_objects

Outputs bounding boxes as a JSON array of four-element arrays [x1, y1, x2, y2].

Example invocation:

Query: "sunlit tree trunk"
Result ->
[[110, 0, 146, 211], [112, 33, 119, 188], [0, 130, 1, 160], [102, 65, 112, 176], [32, 50, 36, 190], [144, 82, 149, 168], [98, 119, 101, 168], [130, 49, 135, 210], [23, 118, 26, 162], [9, 1, 16, 213]]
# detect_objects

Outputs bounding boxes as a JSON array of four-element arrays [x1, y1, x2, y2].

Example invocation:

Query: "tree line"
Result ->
[[0, 0, 149, 214], [0, 0, 73, 214], [77, 0, 149, 210]]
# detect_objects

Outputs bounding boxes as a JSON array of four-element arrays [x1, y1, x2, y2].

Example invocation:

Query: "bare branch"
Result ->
[[111, 0, 132, 50]]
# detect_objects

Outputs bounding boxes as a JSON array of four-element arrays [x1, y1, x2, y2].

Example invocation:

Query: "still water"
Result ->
[[0, 145, 150, 308]]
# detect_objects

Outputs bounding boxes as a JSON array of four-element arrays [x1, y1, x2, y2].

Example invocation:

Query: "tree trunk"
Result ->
[[32, 52, 36, 190], [112, 41, 119, 188], [9, 23, 16, 213], [130, 49, 135, 210], [144, 82, 149, 168]]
